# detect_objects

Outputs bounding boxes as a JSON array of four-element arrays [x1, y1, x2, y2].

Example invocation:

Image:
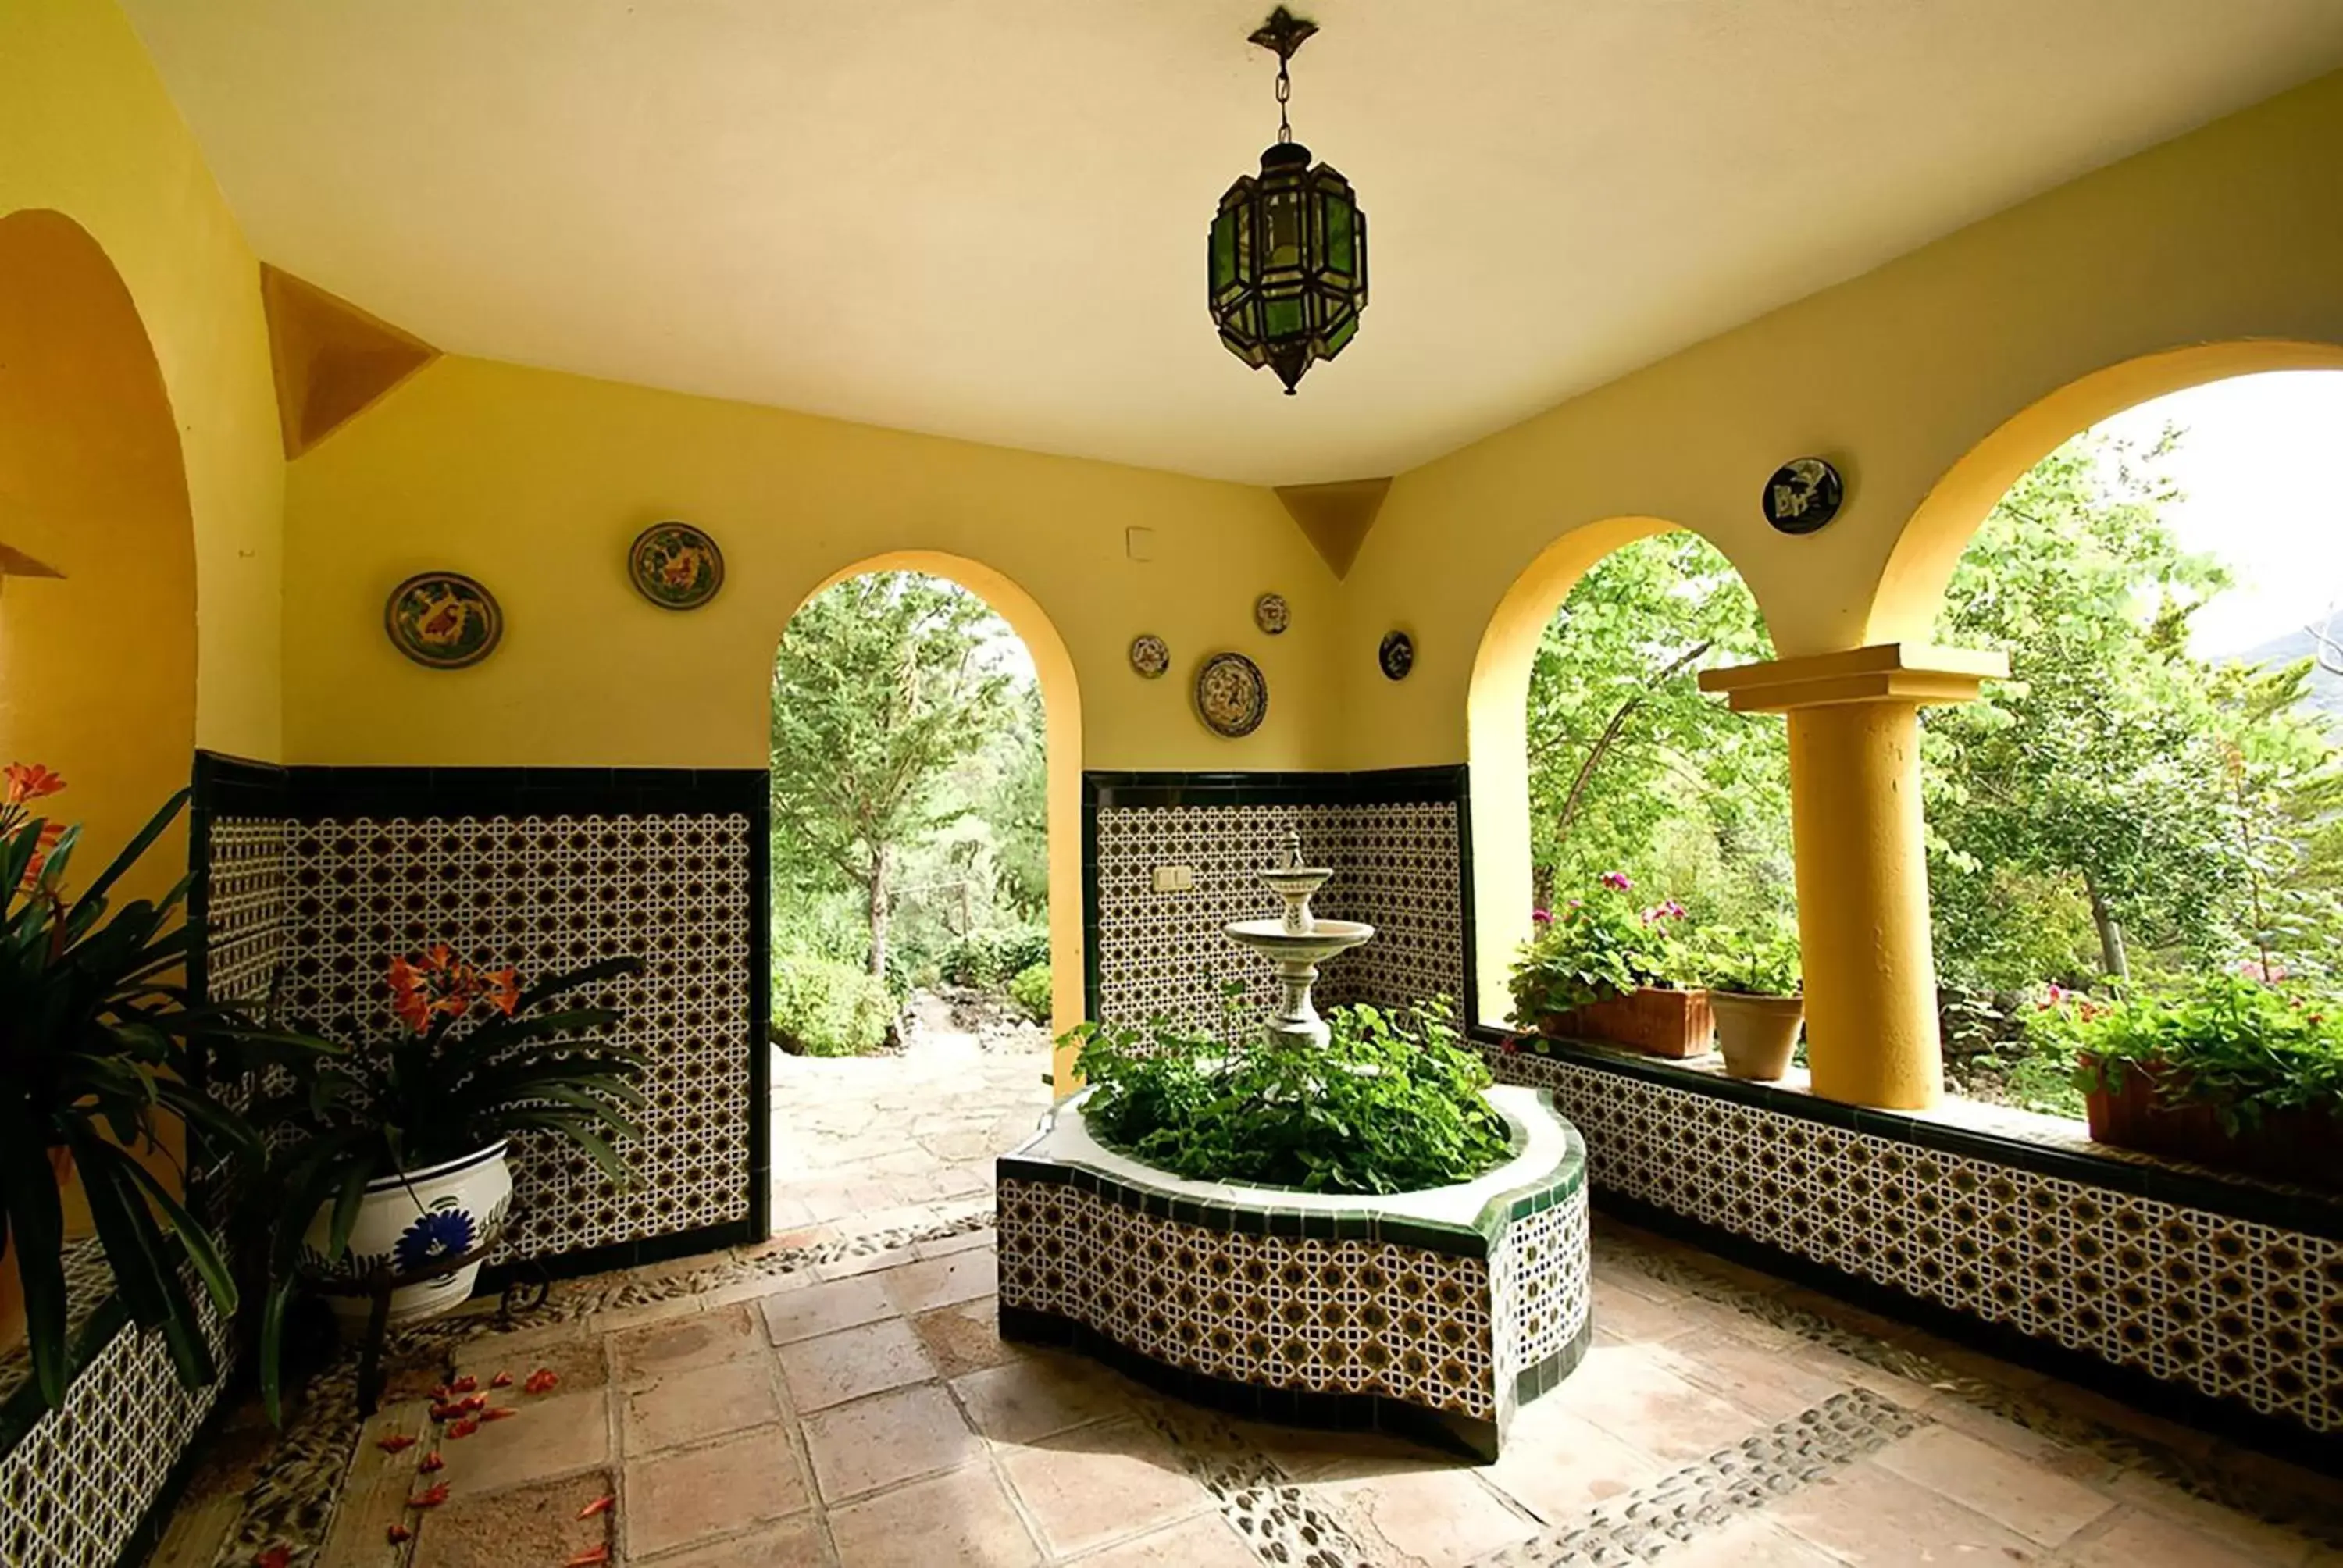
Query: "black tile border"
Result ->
[[1078, 764, 1475, 1023], [996, 1301, 1588, 1463], [1478, 1033, 2343, 1244], [1592, 1186, 2343, 1475]]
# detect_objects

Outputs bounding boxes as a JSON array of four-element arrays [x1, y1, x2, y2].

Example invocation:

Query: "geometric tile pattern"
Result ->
[[200, 816, 290, 1007], [282, 814, 754, 1264], [1489, 1046, 2343, 1436], [0, 1262, 231, 1568], [0, 1239, 121, 1411], [1093, 800, 1464, 1035], [1491, 1184, 1592, 1402], [997, 1176, 1510, 1420]]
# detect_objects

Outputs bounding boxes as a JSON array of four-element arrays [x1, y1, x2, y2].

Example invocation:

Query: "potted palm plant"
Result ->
[[0, 765, 322, 1409], [249, 944, 648, 1417], [1508, 874, 1709, 1057], [1698, 927, 1803, 1081]]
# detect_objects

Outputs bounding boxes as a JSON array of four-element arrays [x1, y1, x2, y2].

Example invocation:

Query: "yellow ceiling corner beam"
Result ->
[[1274, 476, 1393, 580], [259, 263, 439, 458]]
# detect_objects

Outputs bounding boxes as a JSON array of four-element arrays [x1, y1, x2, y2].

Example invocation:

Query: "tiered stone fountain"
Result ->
[[995, 831, 1592, 1458]]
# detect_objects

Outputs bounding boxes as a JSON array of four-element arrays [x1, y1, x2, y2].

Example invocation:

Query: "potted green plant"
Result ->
[[1508, 874, 1710, 1058], [1697, 927, 1803, 1081], [248, 946, 649, 1417], [2033, 968, 2343, 1187], [0, 765, 323, 1409]]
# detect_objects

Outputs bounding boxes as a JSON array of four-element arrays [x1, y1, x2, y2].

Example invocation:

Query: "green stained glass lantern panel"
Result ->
[[1325, 197, 1355, 276], [1211, 208, 1240, 296]]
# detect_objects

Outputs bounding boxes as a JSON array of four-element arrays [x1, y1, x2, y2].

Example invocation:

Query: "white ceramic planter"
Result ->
[[301, 1142, 513, 1331]]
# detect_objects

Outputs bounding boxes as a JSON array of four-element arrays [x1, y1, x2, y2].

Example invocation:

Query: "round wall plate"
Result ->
[[1195, 650, 1268, 737], [1378, 629, 1415, 682], [385, 572, 503, 669], [1129, 633, 1171, 678], [1761, 458, 1844, 534], [628, 520, 726, 608], [1254, 593, 1290, 635]]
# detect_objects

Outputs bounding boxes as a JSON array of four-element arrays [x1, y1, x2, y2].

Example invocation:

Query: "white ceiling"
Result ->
[[125, 2, 2343, 486]]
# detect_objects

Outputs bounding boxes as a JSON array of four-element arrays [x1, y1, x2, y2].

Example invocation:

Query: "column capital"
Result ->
[[1697, 642, 2006, 714]]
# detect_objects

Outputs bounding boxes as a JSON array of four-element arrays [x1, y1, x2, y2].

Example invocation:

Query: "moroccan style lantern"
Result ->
[[1208, 8, 1368, 396]]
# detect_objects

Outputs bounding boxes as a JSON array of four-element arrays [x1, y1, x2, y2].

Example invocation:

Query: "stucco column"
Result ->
[[1699, 644, 2005, 1110]]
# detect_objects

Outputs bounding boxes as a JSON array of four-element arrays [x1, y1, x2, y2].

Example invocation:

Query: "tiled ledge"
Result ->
[[1474, 1031, 2343, 1242]]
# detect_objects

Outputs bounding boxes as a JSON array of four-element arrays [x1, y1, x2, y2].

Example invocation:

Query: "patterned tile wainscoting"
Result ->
[[1484, 1040, 2343, 1458], [1084, 768, 1471, 1034]]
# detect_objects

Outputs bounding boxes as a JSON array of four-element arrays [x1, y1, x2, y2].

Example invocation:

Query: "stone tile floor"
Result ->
[[766, 1007, 1053, 1242], [155, 1215, 2343, 1567]]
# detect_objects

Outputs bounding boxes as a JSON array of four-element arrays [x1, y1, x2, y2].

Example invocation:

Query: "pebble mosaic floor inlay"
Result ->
[[142, 1210, 2343, 1568]]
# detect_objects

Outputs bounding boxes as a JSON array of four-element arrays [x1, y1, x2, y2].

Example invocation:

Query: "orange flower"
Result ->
[[2, 762, 64, 805], [481, 967, 522, 1017], [19, 821, 62, 893], [388, 945, 484, 1035]]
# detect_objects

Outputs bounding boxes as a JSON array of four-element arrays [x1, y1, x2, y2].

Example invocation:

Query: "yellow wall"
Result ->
[[282, 355, 1344, 772], [0, 0, 285, 764], [1341, 66, 2343, 773]]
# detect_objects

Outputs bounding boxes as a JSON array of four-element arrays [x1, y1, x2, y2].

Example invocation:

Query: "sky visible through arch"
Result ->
[[2092, 370, 2343, 661]]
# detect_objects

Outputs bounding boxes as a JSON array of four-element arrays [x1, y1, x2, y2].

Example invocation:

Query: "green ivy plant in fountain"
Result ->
[[1067, 997, 1511, 1195]]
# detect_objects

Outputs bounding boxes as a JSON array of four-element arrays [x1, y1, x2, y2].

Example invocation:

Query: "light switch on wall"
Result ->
[[1153, 864, 1194, 893]]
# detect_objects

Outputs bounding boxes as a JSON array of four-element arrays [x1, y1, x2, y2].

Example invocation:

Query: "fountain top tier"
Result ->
[[1222, 830, 1373, 1047]]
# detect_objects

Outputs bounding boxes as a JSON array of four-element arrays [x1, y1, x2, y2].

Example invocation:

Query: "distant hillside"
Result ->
[[2231, 627, 2343, 718]]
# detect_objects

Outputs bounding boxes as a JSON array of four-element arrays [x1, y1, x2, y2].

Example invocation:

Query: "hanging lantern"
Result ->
[[1207, 8, 1368, 396]]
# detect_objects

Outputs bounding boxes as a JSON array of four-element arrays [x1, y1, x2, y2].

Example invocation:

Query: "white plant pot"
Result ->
[[301, 1142, 513, 1331]]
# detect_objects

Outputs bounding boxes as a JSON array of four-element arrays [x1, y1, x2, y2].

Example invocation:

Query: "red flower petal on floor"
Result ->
[[462, 1393, 489, 1411], [562, 1548, 610, 1567], [576, 1495, 614, 1519], [525, 1368, 559, 1393], [480, 1406, 518, 1422], [431, 1384, 451, 1401], [449, 1374, 478, 1393], [418, 1451, 444, 1474], [446, 1417, 480, 1439], [387, 1524, 412, 1544], [429, 1402, 463, 1422], [491, 1370, 514, 1388], [376, 1434, 417, 1452], [408, 1484, 451, 1509], [255, 1550, 290, 1568]]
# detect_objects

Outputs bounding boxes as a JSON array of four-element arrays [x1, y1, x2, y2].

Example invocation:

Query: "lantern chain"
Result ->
[[1275, 56, 1292, 143]]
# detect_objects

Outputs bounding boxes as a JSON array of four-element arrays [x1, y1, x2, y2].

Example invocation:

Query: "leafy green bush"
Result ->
[[2030, 970, 2343, 1131], [1509, 874, 1692, 1021], [941, 927, 1051, 989], [1070, 1001, 1512, 1195], [770, 952, 897, 1057], [1007, 961, 1053, 1022], [1696, 925, 1800, 996]]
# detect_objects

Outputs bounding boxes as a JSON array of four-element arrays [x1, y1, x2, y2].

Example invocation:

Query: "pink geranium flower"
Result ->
[[1599, 871, 1632, 891]]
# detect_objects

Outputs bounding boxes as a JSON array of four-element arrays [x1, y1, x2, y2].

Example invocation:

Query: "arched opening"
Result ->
[[0, 208, 199, 1344], [1467, 519, 1778, 1028], [1895, 358, 2343, 1127], [764, 551, 1082, 1234]]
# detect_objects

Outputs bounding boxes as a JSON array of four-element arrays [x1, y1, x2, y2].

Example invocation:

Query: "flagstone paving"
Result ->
[[766, 1003, 1054, 1241], [159, 1216, 2343, 1567]]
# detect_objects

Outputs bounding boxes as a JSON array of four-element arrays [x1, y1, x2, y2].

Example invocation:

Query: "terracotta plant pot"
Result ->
[[2081, 1055, 2343, 1189], [1710, 992, 1803, 1080], [1542, 986, 1714, 1059]]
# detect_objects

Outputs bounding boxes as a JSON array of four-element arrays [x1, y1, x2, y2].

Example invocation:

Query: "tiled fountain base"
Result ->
[[996, 1087, 1592, 1459], [145, 1211, 2343, 1568]]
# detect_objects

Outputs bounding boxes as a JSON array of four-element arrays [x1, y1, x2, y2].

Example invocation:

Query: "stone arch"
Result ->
[[1866, 340, 2343, 643], [780, 549, 1085, 1087], [1464, 516, 1773, 1027]]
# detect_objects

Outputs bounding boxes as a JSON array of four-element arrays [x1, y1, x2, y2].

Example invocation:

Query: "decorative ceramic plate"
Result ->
[[1254, 593, 1290, 635], [629, 521, 726, 608], [386, 572, 503, 669], [1378, 629, 1415, 682], [1195, 650, 1268, 737], [1129, 633, 1171, 679], [1761, 458, 1843, 535]]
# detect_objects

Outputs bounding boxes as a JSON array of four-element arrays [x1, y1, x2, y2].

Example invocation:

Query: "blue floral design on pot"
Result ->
[[394, 1206, 476, 1272]]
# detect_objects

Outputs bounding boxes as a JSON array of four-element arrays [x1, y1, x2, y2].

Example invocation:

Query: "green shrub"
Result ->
[[1509, 874, 1692, 1021], [1007, 961, 1053, 1022], [1070, 1000, 1511, 1195], [770, 952, 897, 1057], [941, 927, 1050, 989], [1695, 925, 1800, 996], [2031, 970, 2343, 1131]]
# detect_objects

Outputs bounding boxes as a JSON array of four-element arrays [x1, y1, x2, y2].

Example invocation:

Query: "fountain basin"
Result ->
[[1221, 915, 1375, 963], [996, 1086, 1592, 1459]]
